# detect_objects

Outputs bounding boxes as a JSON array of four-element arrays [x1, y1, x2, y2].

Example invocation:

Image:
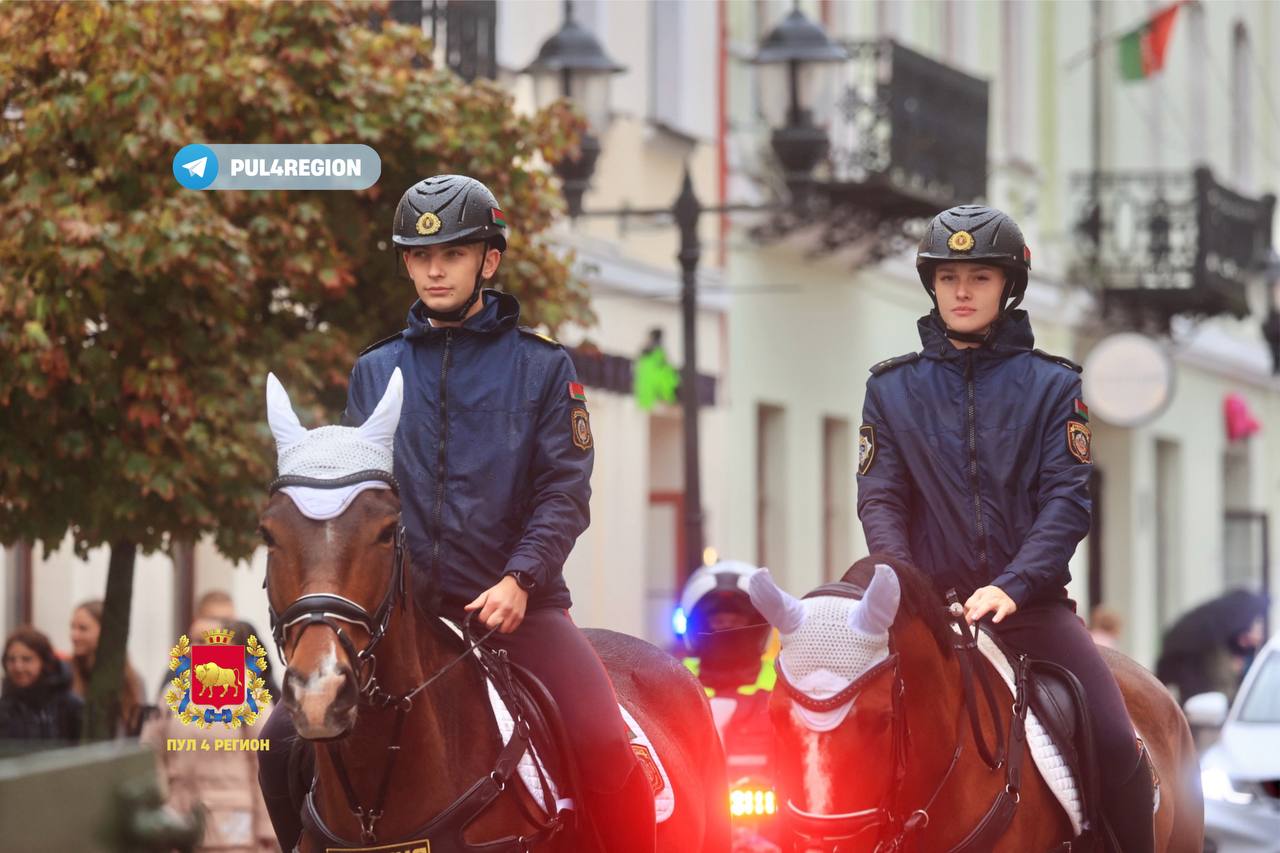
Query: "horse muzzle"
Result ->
[[282, 662, 360, 739]]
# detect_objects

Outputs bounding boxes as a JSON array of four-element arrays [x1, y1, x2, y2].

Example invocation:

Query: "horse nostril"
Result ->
[[281, 668, 303, 709], [336, 668, 359, 710]]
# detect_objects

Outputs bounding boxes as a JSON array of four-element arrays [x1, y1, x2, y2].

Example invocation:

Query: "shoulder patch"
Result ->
[[869, 353, 921, 376], [359, 331, 404, 357], [1031, 349, 1083, 373], [518, 326, 562, 348]]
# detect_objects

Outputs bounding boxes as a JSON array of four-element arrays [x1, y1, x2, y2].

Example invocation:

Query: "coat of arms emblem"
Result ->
[[165, 628, 271, 728]]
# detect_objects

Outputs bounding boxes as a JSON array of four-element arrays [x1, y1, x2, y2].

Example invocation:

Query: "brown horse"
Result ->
[[260, 375, 729, 852], [747, 558, 1203, 853]]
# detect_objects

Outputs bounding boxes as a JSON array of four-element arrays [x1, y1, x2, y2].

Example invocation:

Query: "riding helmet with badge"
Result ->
[[392, 174, 509, 322], [915, 204, 1031, 345]]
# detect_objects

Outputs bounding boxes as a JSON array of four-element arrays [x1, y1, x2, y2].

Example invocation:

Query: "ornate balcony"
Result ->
[[1072, 167, 1276, 330]]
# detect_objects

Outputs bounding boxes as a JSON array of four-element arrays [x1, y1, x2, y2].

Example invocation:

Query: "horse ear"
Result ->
[[357, 368, 404, 452], [266, 373, 307, 450], [850, 563, 901, 636], [747, 569, 805, 635]]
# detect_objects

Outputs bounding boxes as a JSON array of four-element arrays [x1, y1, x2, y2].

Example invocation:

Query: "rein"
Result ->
[[266, 474, 565, 850], [776, 583, 1033, 853]]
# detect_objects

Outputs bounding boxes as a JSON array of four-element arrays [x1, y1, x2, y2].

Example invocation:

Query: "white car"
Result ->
[[1185, 633, 1280, 853]]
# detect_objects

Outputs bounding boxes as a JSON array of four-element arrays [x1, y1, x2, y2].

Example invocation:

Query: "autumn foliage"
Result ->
[[0, 0, 587, 562]]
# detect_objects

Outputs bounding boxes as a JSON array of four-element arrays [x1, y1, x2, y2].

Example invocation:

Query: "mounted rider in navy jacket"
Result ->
[[856, 205, 1155, 853], [259, 175, 655, 853]]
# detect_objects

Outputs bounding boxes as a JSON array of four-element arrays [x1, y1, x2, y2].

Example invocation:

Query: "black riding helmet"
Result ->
[[392, 174, 508, 322], [916, 204, 1031, 344]]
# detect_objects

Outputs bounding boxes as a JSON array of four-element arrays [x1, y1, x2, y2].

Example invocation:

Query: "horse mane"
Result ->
[[841, 554, 953, 658]]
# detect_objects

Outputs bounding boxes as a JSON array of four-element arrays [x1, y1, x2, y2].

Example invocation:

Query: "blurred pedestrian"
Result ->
[[1089, 605, 1123, 648], [1155, 589, 1269, 703], [0, 626, 83, 743], [69, 599, 146, 736], [197, 590, 237, 625], [141, 614, 277, 853]]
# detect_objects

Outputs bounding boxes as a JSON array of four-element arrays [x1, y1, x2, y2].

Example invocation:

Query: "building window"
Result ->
[[756, 404, 787, 574], [823, 418, 852, 582], [649, 0, 684, 133]]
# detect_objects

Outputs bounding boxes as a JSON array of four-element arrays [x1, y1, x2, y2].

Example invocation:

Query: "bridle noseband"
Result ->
[[266, 470, 409, 702]]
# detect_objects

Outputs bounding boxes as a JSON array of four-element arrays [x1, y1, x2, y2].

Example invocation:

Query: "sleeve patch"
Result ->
[[1067, 421, 1092, 464], [571, 407, 593, 451], [569, 381, 587, 402], [858, 424, 876, 475]]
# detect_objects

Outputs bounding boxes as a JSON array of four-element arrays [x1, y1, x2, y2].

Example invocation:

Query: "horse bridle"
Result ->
[[265, 471, 562, 849], [266, 470, 409, 701], [772, 583, 1025, 853]]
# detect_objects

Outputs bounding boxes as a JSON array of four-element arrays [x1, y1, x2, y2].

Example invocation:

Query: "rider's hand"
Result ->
[[964, 585, 1017, 625], [464, 575, 528, 634]]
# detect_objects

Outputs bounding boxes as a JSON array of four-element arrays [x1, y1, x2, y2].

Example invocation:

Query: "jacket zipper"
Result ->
[[965, 351, 989, 573], [430, 330, 453, 579]]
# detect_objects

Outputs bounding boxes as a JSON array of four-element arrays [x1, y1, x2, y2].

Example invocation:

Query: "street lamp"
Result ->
[[527, 5, 843, 577], [524, 0, 626, 219], [751, 6, 848, 197]]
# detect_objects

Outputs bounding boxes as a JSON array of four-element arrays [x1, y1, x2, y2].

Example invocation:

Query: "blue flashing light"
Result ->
[[672, 606, 687, 636]]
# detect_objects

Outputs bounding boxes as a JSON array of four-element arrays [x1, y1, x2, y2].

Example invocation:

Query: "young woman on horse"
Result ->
[[258, 174, 655, 853], [856, 204, 1154, 853]]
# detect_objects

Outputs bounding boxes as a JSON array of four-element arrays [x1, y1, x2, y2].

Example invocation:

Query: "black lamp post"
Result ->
[[527, 5, 842, 578], [751, 6, 849, 198], [523, 0, 625, 219]]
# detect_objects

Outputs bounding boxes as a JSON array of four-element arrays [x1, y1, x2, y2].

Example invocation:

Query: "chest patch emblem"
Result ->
[[858, 425, 876, 475], [1067, 421, 1092, 464], [571, 407, 593, 451]]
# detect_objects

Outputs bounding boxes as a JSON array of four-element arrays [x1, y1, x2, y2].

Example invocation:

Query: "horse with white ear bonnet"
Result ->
[[748, 564, 901, 731]]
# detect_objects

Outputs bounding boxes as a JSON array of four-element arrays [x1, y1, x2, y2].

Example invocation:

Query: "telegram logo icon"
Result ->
[[173, 144, 218, 190]]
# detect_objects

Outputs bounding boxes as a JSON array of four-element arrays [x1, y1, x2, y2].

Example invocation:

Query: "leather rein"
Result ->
[[266, 473, 564, 850], [773, 583, 1032, 853]]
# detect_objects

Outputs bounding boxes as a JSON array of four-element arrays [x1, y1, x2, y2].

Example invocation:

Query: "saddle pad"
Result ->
[[974, 631, 1084, 836], [440, 620, 675, 824]]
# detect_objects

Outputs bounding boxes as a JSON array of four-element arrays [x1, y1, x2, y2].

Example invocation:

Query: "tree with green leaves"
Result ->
[[0, 0, 586, 739]]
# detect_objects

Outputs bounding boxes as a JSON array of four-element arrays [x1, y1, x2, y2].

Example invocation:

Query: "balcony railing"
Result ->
[[1072, 167, 1276, 328]]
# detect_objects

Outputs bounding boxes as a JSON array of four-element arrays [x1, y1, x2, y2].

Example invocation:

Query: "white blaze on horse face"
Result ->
[[293, 645, 350, 737], [794, 711, 835, 814]]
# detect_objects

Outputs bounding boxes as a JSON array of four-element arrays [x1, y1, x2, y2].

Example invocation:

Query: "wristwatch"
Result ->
[[507, 571, 536, 592]]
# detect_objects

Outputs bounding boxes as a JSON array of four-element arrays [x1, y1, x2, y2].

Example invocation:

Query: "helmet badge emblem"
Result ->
[[415, 211, 443, 236], [947, 230, 975, 252]]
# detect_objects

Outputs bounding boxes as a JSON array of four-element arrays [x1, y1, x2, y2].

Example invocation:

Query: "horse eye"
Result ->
[[377, 526, 397, 545], [258, 526, 276, 548]]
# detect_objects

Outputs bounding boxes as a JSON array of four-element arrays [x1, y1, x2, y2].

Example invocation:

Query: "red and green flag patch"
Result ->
[[568, 381, 587, 402], [1073, 399, 1089, 422], [491, 208, 507, 228]]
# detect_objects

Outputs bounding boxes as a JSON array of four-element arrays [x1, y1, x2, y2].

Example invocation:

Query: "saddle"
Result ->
[[979, 627, 1104, 841]]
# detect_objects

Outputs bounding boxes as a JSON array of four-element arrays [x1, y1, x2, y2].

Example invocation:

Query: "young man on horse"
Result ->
[[855, 204, 1154, 853], [258, 174, 655, 853]]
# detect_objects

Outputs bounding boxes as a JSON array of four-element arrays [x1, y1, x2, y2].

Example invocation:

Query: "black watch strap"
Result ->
[[507, 571, 536, 591]]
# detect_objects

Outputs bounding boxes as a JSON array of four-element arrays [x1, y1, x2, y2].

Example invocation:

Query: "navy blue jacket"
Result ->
[[856, 310, 1092, 608], [343, 290, 591, 616]]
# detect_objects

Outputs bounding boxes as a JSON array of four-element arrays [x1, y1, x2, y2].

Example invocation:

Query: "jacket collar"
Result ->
[[404, 289, 521, 340], [918, 309, 1035, 362]]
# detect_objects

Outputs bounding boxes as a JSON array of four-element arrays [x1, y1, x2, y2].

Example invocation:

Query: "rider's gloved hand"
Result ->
[[963, 585, 1017, 625], [465, 575, 529, 634]]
